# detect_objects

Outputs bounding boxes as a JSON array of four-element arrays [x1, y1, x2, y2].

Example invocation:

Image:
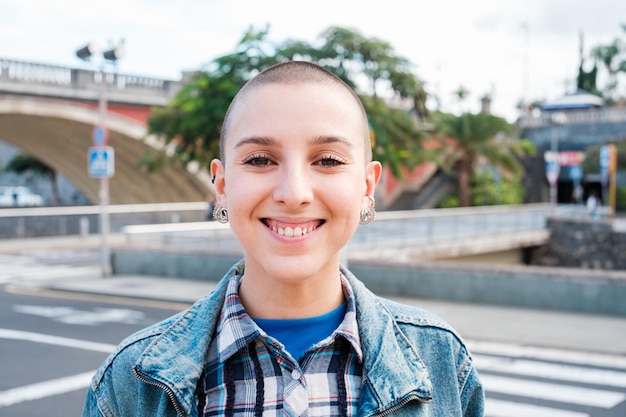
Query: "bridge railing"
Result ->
[[0, 57, 182, 104], [518, 107, 626, 128]]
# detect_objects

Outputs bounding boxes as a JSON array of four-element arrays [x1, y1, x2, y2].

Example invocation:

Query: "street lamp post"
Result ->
[[76, 40, 124, 277], [548, 112, 567, 208]]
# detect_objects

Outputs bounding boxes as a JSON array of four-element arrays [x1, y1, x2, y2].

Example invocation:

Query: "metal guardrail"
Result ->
[[349, 203, 549, 251], [3, 202, 619, 252], [0, 202, 207, 239], [518, 107, 626, 128], [117, 203, 553, 255]]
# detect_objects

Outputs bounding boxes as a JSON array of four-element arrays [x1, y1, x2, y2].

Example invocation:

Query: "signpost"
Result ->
[[568, 165, 583, 204], [544, 151, 560, 206], [88, 146, 115, 178], [92, 125, 108, 147], [600, 145, 610, 187], [600, 145, 618, 217], [88, 124, 114, 277]]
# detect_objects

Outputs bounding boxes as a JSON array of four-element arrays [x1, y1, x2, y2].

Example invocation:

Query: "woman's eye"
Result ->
[[317, 156, 345, 167], [243, 155, 272, 166]]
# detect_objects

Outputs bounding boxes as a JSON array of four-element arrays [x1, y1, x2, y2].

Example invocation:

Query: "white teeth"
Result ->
[[269, 223, 316, 237]]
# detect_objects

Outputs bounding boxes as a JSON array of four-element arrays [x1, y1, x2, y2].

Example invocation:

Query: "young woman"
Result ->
[[82, 61, 484, 417]]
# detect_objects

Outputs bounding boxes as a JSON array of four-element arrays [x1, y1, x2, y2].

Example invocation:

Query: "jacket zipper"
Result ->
[[133, 368, 187, 417], [373, 394, 432, 417]]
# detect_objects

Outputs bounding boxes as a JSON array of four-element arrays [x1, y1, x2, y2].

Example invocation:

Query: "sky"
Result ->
[[1, 0, 625, 122]]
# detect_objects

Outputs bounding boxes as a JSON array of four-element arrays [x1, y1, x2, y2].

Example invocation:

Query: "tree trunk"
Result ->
[[457, 158, 472, 207]]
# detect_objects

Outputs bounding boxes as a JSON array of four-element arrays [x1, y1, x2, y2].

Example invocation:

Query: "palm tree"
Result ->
[[431, 111, 525, 207], [5, 153, 61, 205], [591, 40, 621, 98]]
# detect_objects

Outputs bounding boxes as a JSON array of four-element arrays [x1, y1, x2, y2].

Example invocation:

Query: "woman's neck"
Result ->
[[238, 267, 344, 319]]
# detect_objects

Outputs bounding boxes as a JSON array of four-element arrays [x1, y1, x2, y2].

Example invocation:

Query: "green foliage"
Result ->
[[361, 96, 426, 177], [437, 194, 459, 209], [471, 171, 525, 206], [585, 25, 626, 103], [518, 139, 538, 156], [144, 25, 429, 177], [430, 110, 526, 206], [437, 171, 525, 208], [5, 153, 54, 177], [581, 140, 626, 173], [616, 186, 626, 211]]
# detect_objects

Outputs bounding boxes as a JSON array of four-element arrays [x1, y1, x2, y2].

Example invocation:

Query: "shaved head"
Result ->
[[220, 61, 372, 161]]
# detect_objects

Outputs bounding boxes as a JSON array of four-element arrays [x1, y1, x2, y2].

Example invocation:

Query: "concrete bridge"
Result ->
[[0, 57, 211, 205]]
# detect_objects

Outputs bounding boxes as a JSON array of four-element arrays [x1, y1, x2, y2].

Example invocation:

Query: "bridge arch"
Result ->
[[0, 96, 211, 204]]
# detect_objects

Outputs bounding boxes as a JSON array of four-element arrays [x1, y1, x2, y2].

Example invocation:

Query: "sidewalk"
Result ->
[[4, 235, 626, 356], [8, 270, 626, 357]]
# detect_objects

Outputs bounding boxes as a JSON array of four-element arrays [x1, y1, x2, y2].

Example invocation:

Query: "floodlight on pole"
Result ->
[[75, 42, 100, 61], [103, 39, 125, 62], [75, 38, 124, 278]]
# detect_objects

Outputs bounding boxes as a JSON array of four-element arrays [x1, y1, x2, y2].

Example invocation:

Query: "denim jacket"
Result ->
[[82, 261, 484, 417]]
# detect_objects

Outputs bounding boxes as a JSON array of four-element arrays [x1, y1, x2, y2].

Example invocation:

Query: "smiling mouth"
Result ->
[[262, 219, 325, 237]]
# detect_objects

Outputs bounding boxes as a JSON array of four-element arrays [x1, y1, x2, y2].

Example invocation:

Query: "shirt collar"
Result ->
[[216, 272, 362, 362]]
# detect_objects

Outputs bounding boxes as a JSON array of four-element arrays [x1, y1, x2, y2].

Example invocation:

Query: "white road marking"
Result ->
[[468, 339, 626, 370], [480, 374, 626, 408], [0, 265, 100, 283], [13, 304, 145, 325], [0, 329, 115, 408], [0, 371, 94, 408], [0, 328, 115, 352], [475, 355, 626, 388], [485, 398, 589, 417]]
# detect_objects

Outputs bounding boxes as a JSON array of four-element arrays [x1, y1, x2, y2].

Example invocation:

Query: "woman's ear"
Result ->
[[365, 161, 382, 197], [210, 159, 226, 206]]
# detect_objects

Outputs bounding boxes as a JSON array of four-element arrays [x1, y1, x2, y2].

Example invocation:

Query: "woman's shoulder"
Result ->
[[92, 311, 185, 383], [378, 297, 471, 353], [379, 297, 451, 328]]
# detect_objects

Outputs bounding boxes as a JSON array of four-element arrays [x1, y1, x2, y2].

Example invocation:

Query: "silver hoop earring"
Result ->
[[213, 206, 229, 223], [360, 196, 376, 225]]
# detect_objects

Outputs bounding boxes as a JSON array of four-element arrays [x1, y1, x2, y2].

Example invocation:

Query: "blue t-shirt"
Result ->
[[253, 302, 347, 361]]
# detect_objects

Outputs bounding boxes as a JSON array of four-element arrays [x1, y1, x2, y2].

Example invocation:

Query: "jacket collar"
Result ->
[[341, 265, 433, 413]]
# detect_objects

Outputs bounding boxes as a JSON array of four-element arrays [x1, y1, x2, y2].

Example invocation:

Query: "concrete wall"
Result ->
[[111, 247, 626, 317], [533, 218, 626, 270]]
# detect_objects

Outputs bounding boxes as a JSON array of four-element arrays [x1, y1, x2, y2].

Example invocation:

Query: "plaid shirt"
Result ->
[[201, 274, 363, 417]]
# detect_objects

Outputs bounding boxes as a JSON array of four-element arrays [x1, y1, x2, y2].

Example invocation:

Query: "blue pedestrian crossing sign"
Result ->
[[568, 165, 583, 181], [88, 146, 115, 178]]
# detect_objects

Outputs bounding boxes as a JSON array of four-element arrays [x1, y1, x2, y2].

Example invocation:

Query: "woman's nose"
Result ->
[[273, 164, 314, 208]]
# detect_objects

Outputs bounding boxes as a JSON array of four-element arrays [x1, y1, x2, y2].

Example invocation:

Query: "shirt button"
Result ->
[[291, 369, 301, 380]]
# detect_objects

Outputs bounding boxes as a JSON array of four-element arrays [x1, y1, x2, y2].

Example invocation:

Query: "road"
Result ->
[[0, 284, 184, 416], [1, 247, 626, 416]]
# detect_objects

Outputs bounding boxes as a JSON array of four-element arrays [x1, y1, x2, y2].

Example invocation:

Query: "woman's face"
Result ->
[[212, 82, 381, 285]]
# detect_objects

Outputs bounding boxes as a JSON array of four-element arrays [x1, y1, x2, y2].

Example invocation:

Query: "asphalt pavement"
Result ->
[[4, 234, 626, 356]]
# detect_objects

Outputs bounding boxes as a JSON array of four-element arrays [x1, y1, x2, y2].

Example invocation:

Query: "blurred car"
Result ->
[[0, 186, 45, 207]]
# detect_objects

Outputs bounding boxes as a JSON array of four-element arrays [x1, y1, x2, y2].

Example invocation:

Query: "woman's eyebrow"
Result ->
[[234, 136, 278, 148], [234, 135, 355, 149], [309, 135, 354, 148]]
